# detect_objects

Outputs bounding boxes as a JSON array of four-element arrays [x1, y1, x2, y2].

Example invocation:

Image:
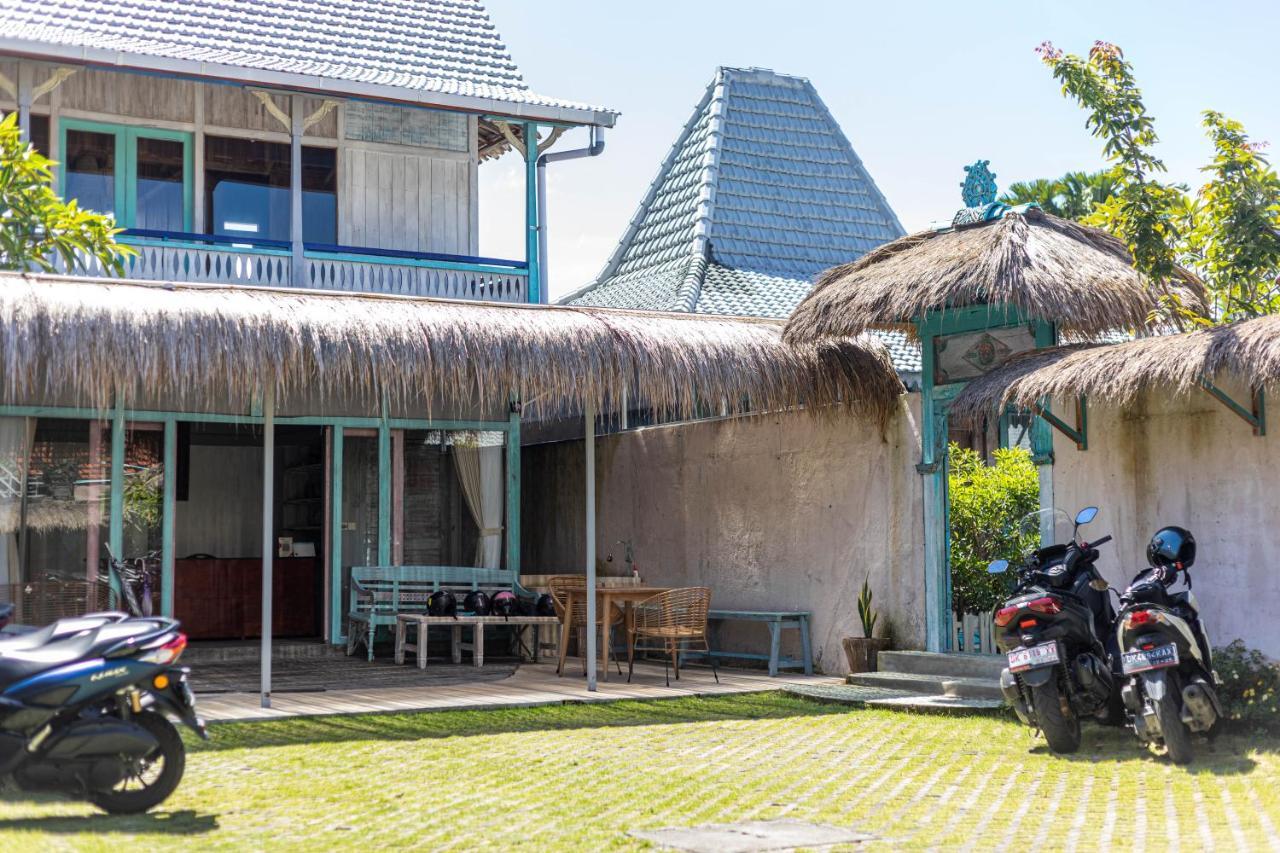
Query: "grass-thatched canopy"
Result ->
[[949, 314, 1280, 423], [0, 273, 903, 424], [784, 206, 1203, 343]]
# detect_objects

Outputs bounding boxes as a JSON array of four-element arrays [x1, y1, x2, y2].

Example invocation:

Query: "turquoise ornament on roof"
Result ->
[[960, 160, 998, 207]]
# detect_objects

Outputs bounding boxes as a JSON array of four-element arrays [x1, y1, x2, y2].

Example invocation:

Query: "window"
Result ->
[[205, 136, 337, 243], [60, 120, 192, 231], [28, 114, 50, 158]]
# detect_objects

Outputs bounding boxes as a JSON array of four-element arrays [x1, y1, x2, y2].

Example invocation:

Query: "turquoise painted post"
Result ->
[[377, 415, 391, 566], [505, 407, 521, 574], [329, 427, 344, 645], [523, 121, 541, 303], [161, 418, 176, 616], [108, 401, 125, 599]]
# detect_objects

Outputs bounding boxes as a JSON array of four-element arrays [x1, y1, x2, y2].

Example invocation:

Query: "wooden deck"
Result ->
[[196, 661, 839, 723]]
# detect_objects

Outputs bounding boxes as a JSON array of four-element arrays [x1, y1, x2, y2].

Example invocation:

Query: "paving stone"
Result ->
[[631, 819, 874, 852]]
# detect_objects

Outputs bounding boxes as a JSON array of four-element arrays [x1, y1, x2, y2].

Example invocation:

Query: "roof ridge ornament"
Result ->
[[941, 160, 1040, 230]]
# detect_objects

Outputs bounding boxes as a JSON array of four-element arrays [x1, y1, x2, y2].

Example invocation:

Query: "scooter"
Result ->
[[1116, 543, 1221, 764], [0, 614, 205, 813], [988, 506, 1122, 754]]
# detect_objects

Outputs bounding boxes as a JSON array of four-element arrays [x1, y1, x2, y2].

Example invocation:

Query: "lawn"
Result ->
[[1, 693, 1278, 850]]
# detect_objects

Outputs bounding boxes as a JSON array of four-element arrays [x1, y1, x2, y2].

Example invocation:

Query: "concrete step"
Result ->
[[185, 640, 343, 665], [846, 670, 1004, 701], [876, 650, 1005, 680], [783, 683, 1005, 714]]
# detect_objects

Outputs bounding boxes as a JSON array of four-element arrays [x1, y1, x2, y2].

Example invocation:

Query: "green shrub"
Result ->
[[948, 443, 1041, 614], [1214, 640, 1280, 731]]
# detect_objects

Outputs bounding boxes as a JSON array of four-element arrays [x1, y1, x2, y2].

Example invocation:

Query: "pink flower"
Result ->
[[1035, 40, 1063, 60]]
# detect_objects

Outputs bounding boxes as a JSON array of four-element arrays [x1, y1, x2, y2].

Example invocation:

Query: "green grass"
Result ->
[[2, 692, 1279, 850]]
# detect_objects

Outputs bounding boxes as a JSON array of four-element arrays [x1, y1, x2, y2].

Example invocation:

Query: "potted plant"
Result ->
[[842, 575, 892, 674]]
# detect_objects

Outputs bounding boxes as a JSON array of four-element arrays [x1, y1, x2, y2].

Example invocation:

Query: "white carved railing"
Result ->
[[51, 233, 529, 304]]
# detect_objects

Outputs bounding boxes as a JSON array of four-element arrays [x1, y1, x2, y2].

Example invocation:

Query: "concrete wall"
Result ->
[[522, 397, 925, 674], [1049, 385, 1279, 656]]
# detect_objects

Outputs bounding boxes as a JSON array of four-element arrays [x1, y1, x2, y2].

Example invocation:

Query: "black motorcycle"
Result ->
[[1116, 526, 1221, 764], [0, 613, 205, 813], [987, 506, 1121, 753]]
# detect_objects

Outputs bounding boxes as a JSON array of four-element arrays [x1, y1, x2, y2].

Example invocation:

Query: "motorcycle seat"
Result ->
[[0, 613, 129, 655], [0, 618, 172, 689]]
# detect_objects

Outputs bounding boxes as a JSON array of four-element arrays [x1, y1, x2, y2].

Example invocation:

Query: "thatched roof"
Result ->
[[0, 273, 903, 425], [949, 314, 1280, 423], [784, 206, 1203, 343]]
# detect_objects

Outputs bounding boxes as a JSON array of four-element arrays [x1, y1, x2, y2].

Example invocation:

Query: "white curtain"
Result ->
[[452, 435, 504, 569], [0, 417, 33, 588]]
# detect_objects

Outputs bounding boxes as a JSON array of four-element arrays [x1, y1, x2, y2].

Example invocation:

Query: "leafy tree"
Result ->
[[1183, 111, 1280, 320], [0, 112, 130, 274], [1036, 41, 1187, 317], [1000, 169, 1119, 221], [948, 444, 1040, 615]]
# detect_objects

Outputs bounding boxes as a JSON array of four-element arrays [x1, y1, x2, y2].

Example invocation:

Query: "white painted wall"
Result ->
[[1050, 384, 1280, 656], [522, 397, 926, 673]]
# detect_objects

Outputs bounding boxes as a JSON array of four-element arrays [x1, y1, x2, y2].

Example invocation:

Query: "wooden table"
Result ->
[[566, 586, 669, 682], [395, 614, 560, 669]]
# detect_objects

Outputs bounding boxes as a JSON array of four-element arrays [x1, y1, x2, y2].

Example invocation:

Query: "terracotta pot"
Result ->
[[842, 636, 891, 674]]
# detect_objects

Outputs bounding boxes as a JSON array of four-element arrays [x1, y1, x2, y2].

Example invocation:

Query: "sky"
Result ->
[[477, 0, 1280, 302]]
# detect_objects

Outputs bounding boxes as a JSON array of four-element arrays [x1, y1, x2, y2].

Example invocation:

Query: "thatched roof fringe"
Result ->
[[949, 314, 1280, 424], [0, 274, 903, 426], [784, 207, 1204, 344]]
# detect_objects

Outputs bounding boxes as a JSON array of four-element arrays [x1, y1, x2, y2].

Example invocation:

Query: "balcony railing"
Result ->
[[53, 230, 530, 303]]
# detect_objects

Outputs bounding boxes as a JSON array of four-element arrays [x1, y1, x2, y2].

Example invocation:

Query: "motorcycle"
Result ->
[[0, 613, 205, 813], [1116, 544, 1221, 764], [987, 506, 1121, 754]]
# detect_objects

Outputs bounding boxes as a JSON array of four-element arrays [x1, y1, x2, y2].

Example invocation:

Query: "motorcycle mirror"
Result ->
[[987, 559, 1009, 575], [1074, 506, 1098, 526]]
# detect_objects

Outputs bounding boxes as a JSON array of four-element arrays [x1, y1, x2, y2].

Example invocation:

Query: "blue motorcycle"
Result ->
[[0, 609, 205, 814]]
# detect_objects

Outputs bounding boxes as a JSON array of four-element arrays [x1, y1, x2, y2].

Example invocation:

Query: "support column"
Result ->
[[16, 62, 31, 142], [523, 121, 541, 303], [192, 93, 206, 234], [505, 405, 521, 574], [161, 419, 176, 617], [290, 95, 304, 287], [329, 426, 344, 645], [584, 400, 597, 691], [377, 408, 391, 566], [260, 384, 275, 709], [108, 402, 125, 598]]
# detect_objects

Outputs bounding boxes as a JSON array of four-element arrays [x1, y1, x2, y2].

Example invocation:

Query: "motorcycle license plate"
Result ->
[[1122, 643, 1179, 675], [1007, 642, 1060, 673]]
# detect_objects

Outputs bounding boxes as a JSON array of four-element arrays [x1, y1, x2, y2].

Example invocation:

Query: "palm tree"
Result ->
[[999, 170, 1117, 222], [999, 178, 1066, 217]]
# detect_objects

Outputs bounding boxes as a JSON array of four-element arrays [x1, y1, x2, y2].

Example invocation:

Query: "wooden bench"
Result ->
[[394, 614, 560, 668], [681, 610, 813, 676], [346, 566, 527, 661]]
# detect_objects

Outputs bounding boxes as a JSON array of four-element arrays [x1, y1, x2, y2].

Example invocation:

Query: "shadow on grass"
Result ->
[[1025, 722, 1268, 775], [0, 808, 218, 836], [191, 691, 855, 753]]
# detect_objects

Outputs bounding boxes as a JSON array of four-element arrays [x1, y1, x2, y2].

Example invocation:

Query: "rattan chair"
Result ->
[[546, 575, 623, 677], [627, 586, 718, 687]]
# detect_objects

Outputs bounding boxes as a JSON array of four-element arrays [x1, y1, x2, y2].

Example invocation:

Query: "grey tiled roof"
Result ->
[[0, 0, 611, 116], [565, 66, 914, 372]]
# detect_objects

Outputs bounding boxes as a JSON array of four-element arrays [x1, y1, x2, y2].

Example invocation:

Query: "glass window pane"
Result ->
[[135, 136, 185, 232], [65, 129, 116, 217], [302, 146, 337, 244], [29, 115, 50, 158], [205, 136, 291, 241]]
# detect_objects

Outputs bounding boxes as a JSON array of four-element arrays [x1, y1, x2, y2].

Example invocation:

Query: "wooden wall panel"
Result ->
[[339, 146, 472, 254], [204, 86, 290, 133], [60, 69, 195, 122]]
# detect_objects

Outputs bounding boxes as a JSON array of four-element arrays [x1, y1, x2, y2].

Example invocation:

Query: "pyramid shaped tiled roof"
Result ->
[[562, 67, 916, 371]]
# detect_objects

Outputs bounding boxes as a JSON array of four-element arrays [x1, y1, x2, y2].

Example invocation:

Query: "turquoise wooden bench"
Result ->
[[346, 566, 527, 661], [681, 610, 813, 676]]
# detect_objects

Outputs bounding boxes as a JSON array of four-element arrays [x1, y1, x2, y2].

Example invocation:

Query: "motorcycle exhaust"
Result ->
[[1000, 668, 1032, 726], [1181, 681, 1218, 733], [1073, 653, 1113, 704]]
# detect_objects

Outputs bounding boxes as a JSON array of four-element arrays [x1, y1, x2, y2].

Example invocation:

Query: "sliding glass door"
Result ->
[[61, 120, 192, 231]]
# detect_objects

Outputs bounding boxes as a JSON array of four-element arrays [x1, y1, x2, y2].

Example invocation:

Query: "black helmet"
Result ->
[[535, 593, 556, 617], [491, 590, 517, 618], [1147, 526, 1196, 570], [462, 590, 491, 616], [427, 589, 457, 618]]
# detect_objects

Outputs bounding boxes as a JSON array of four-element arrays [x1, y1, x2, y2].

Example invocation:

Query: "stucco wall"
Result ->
[[522, 396, 925, 673], [1049, 385, 1280, 656]]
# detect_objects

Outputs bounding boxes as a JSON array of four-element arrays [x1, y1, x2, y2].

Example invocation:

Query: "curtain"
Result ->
[[0, 417, 33, 588], [452, 434, 504, 569]]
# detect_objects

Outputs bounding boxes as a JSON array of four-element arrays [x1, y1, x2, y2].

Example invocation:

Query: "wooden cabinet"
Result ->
[[174, 557, 319, 640]]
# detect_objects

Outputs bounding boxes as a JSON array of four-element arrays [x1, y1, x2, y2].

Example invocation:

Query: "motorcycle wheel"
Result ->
[[1154, 689, 1194, 765], [1032, 682, 1082, 754], [88, 712, 186, 814]]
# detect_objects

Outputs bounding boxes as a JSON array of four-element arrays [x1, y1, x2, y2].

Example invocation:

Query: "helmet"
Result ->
[[535, 593, 557, 617], [462, 590, 491, 616], [427, 589, 457, 618], [491, 590, 518, 618], [1147, 526, 1196, 570]]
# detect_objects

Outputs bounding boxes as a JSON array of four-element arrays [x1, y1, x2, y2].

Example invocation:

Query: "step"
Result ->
[[783, 683, 1005, 714], [846, 670, 1004, 701], [876, 650, 1005, 680], [184, 641, 343, 665]]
